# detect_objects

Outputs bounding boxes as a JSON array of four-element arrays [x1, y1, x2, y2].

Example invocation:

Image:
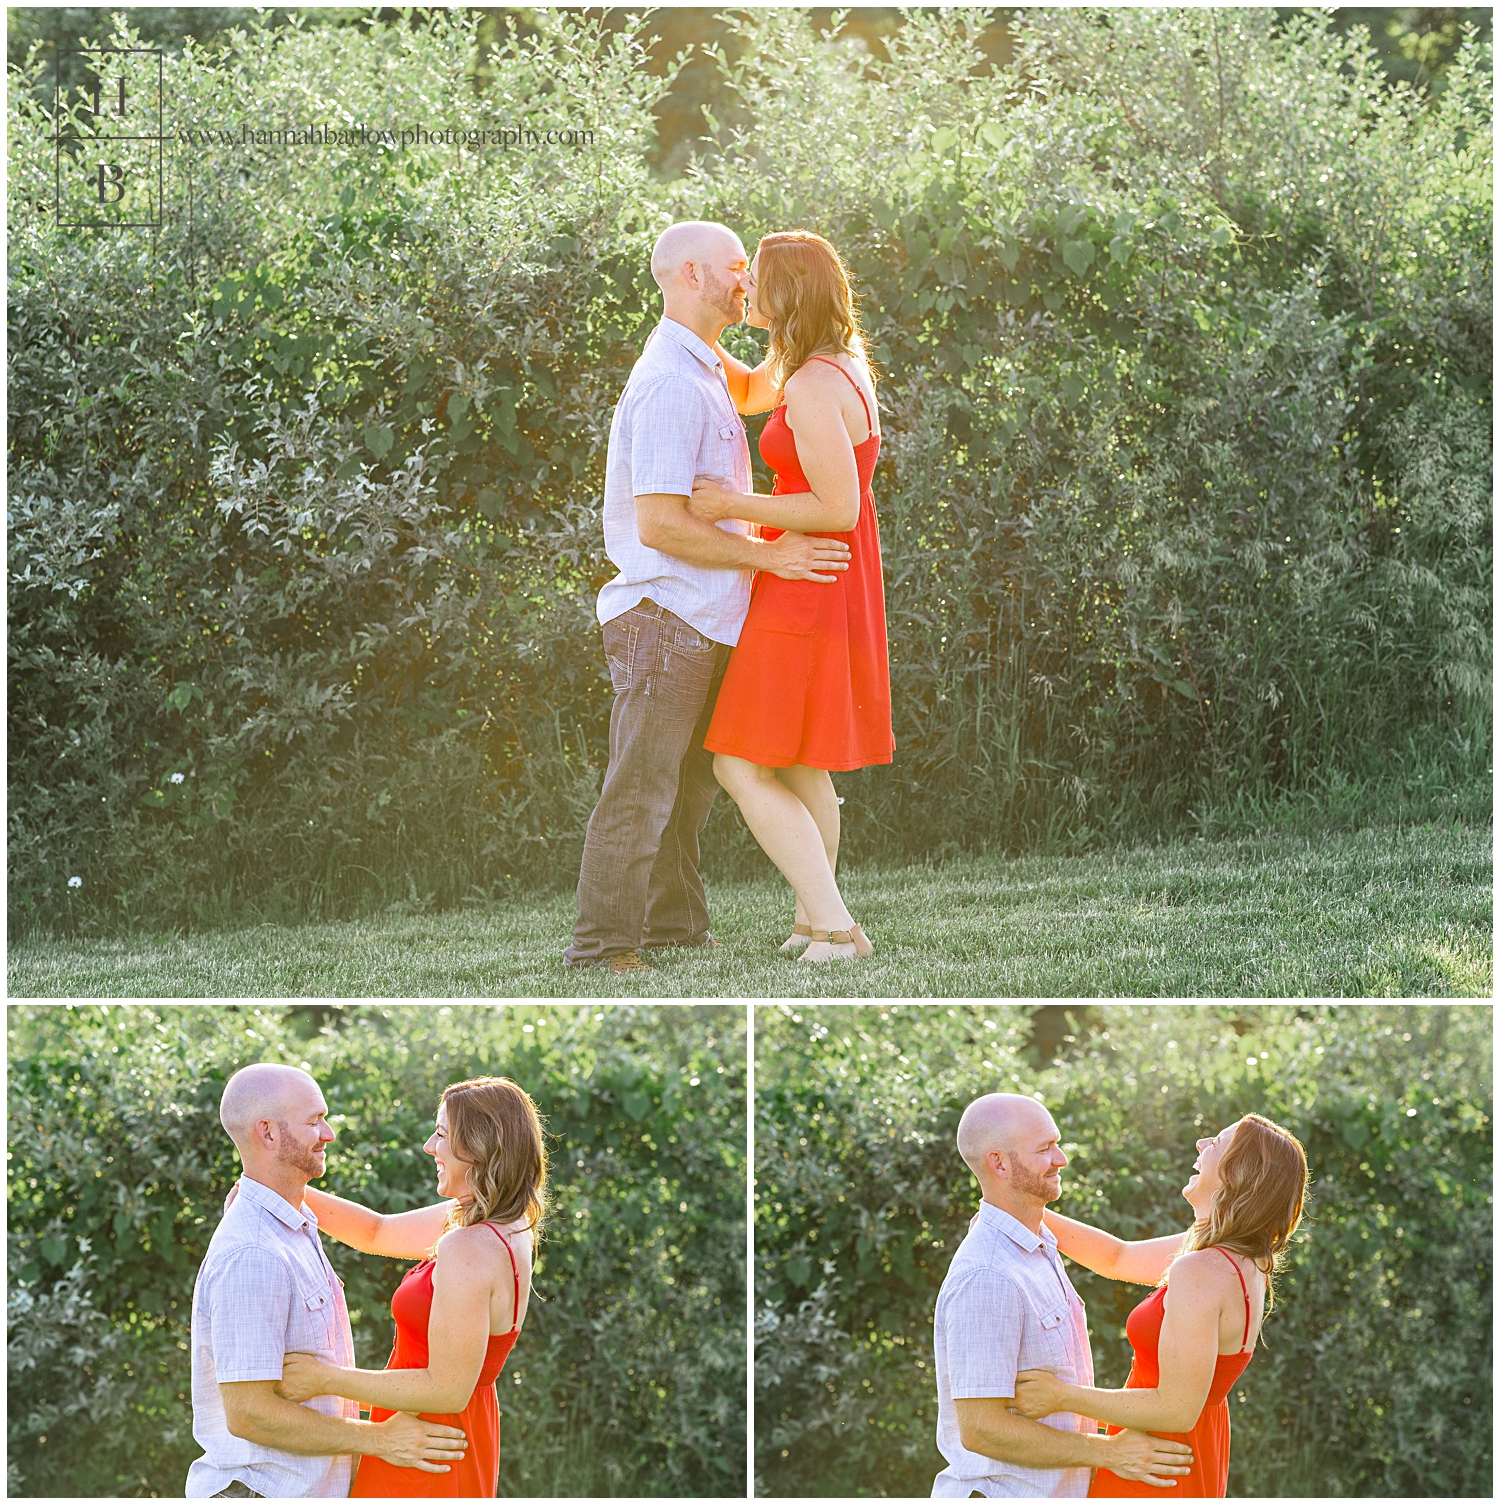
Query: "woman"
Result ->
[[690, 229, 893, 963], [273, 1076, 546, 1498], [1008, 1113, 1308, 1498]]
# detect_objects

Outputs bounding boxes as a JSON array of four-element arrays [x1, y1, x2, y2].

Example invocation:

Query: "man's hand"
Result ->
[[761, 529, 851, 582], [1010, 1369, 1072, 1420], [1103, 1428, 1194, 1488], [371, 1411, 468, 1474]]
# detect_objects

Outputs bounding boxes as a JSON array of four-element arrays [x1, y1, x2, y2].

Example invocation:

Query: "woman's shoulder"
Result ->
[[434, 1219, 528, 1263], [787, 351, 868, 385], [1167, 1246, 1257, 1291]]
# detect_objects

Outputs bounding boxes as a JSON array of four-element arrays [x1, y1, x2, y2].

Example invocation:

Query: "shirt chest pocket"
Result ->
[[1031, 1306, 1074, 1376], [294, 1281, 336, 1355]]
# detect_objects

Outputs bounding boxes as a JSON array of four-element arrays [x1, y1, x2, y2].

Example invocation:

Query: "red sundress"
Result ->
[[349, 1224, 522, 1499], [703, 357, 894, 771], [1089, 1249, 1257, 1498]]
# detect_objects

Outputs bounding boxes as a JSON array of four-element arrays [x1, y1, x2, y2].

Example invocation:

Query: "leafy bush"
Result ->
[[754, 1003, 1491, 1498], [7, 1003, 746, 1498], [7, 9, 1491, 933]]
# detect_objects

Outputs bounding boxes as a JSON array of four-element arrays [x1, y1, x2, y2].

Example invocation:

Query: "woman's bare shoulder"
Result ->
[[1165, 1246, 1248, 1290]]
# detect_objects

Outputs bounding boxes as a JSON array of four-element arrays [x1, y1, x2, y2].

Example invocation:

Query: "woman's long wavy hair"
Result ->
[[437, 1076, 548, 1239], [1175, 1112, 1309, 1316], [757, 230, 876, 396]]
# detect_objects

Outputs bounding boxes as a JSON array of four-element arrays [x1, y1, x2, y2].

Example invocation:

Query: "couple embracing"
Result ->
[[186, 1063, 544, 1498], [563, 219, 893, 974], [933, 1093, 1308, 1498]]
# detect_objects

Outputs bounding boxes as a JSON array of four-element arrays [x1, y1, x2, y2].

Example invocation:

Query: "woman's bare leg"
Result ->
[[714, 754, 857, 959], [775, 766, 841, 946]]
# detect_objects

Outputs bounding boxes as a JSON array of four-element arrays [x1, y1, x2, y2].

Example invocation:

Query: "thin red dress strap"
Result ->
[[1212, 1247, 1252, 1351], [807, 356, 874, 436], [485, 1224, 522, 1334]]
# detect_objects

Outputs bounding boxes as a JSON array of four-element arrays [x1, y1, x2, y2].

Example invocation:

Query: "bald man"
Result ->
[[930, 1093, 1194, 1497], [185, 1065, 468, 1497], [565, 219, 853, 974]]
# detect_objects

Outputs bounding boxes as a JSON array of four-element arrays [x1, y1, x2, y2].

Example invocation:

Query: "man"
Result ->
[[185, 1063, 468, 1498], [563, 219, 853, 974], [931, 1093, 1195, 1497]]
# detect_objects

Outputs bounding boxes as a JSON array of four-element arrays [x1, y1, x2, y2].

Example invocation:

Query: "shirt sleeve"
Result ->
[[628, 377, 712, 497], [942, 1268, 1028, 1400], [206, 1246, 294, 1383]]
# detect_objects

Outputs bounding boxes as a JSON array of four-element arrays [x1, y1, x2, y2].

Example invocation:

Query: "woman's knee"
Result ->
[[713, 752, 748, 795], [714, 752, 771, 798]]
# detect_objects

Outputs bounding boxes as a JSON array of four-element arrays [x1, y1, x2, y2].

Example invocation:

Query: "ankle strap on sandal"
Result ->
[[808, 928, 855, 944]]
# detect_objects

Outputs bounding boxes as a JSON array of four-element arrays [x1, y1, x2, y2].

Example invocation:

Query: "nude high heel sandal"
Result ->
[[799, 923, 874, 962], [779, 923, 813, 954]]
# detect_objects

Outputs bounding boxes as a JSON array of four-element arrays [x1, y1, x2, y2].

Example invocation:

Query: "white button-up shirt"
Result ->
[[932, 1201, 1096, 1498], [185, 1176, 359, 1498], [595, 317, 754, 645]]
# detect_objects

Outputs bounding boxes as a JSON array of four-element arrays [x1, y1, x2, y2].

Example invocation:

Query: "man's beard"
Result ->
[[700, 267, 744, 322], [1011, 1163, 1060, 1201], [276, 1125, 326, 1178]]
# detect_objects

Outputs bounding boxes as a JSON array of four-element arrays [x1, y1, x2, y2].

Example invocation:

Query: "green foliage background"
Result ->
[[8, 7, 1492, 935], [7, 1003, 746, 1498], [754, 1003, 1491, 1498]]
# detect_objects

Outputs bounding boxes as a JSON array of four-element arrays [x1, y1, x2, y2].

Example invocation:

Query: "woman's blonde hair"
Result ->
[[756, 230, 875, 395], [437, 1076, 547, 1239], [1177, 1112, 1309, 1316]]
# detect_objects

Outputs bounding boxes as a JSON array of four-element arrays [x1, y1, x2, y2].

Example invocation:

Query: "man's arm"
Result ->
[[301, 1186, 455, 1261], [634, 494, 850, 582], [220, 1381, 466, 1474], [954, 1399, 1194, 1488]]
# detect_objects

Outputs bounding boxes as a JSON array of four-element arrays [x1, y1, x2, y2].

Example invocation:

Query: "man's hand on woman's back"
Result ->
[[760, 529, 852, 582], [1102, 1428, 1195, 1487], [371, 1411, 468, 1474]]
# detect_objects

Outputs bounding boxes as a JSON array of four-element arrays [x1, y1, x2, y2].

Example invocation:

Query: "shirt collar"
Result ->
[[654, 316, 724, 374], [236, 1174, 317, 1231], [976, 1198, 1056, 1254]]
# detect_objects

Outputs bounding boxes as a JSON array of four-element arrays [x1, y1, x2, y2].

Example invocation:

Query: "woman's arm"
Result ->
[[280, 1227, 496, 1415], [689, 479, 855, 535], [1043, 1208, 1193, 1286], [690, 367, 861, 534], [303, 1185, 456, 1261], [713, 342, 778, 414], [1013, 1256, 1224, 1433]]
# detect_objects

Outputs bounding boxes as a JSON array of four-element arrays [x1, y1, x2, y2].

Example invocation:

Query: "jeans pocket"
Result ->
[[671, 619, 717, 655], [603, 616, 641, 693]]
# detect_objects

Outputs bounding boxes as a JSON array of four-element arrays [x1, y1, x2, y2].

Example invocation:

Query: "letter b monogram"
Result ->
[[95, 163, 126, 202]]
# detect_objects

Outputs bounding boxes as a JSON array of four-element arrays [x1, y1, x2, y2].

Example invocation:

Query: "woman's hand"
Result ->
[[276, 1350, 333, 1404], [223, 1181, 239, 1214], [688, 476, 739, 524], [1011, 1368, 1074, 1420]]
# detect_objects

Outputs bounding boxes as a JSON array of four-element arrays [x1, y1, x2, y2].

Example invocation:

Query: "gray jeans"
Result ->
[[565, 599, 730, 964]]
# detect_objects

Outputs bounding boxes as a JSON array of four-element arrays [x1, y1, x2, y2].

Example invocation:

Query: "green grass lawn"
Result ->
[[9, 822, 1490, 998]]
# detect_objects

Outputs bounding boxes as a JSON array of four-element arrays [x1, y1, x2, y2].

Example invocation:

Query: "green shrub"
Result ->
[[7, 9, 1491, 934], [7, 1003, 746, 1498], [754, 1003, 1491, 1497]]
